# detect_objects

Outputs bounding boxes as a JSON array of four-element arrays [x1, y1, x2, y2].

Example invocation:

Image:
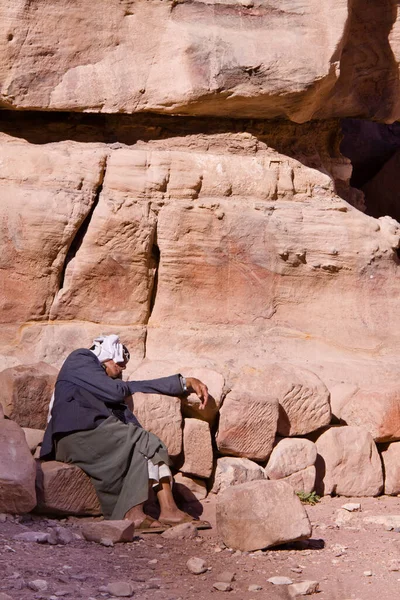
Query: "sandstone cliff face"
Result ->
[[0, 0, 400, 510], [0, 114, 398, 392]]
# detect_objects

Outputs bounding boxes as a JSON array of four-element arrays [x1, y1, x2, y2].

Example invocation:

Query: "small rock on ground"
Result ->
[[161, 522, 198, 539], [186, 557, 208, 574], [82, 520, 134, 544], [213, 582, 232, 591], [100, 581, 135, 597], [268, 576, 293, 585], [288, 580, 319, 597], [14, 531, 50, 543], [248, 584, 263, 591], [342, 503, 361, 512], [28, 579, 48, 591]]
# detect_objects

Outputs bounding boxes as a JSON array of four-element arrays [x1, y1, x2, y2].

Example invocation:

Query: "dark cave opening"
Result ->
[[341, 118, 400, 224]]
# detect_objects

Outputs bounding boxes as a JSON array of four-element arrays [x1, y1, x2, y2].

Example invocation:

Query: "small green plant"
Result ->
[[296, 491, 320, 505]]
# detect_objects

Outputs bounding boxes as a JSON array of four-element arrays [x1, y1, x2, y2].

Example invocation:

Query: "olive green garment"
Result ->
[[55, 416, 170, 520]]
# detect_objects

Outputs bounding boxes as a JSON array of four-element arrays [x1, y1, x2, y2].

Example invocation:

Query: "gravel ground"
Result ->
[[1, 495, 400, 600]]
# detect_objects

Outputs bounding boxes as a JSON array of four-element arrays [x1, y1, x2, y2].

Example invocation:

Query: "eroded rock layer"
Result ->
[[1, 0, 400, 122]]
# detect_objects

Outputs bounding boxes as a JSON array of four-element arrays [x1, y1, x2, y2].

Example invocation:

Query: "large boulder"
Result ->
[[216, 375, 279, 461], [266, 438, 317, 479], [380, 442, 400, 496], [127, 392, 182, 457], [315, 426, 383, 497], [338, 387, 400, 442], [261, 364, 331, 437], [265, 438, 317, 494], [181, 419, 213, 479], [211, 457, 266, 495], [216, 480, 312, 552], [35, 461, 101, 516], [0, 363, 57, 429], [0, 418, 37, 514]]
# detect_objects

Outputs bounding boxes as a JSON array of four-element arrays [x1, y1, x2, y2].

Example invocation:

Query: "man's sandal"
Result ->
[[159, 514, 212, 530], [135, 515, 171, 534]]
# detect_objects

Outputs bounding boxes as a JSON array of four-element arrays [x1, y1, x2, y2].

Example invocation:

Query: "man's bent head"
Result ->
[[89, 334, 130, 378]]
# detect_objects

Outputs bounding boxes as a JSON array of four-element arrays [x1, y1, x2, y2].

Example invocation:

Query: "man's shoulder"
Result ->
[[61, 348, 98, 368]]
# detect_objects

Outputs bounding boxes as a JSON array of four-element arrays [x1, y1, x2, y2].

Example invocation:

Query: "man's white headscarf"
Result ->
[[90, 334, 125, 364], [47, 334, 128, 423]]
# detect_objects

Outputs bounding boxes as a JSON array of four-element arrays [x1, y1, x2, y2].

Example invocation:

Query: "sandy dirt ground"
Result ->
[[1, 495, 400, 600]]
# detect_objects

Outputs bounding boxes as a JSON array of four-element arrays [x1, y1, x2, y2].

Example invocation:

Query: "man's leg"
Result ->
[[156, 477, 189, 524]]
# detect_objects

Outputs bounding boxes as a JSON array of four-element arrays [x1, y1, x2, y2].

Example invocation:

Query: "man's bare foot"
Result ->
[[158, 507, 191, 525], [124, 505, 164, 529]]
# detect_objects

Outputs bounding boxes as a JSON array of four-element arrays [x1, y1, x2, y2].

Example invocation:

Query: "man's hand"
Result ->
[[186, 377, 209, 410]]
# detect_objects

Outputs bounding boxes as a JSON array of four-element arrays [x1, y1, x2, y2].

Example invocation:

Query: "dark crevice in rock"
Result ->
[[0, 109, 327, 146], [58, 156, 108, 292], [341, 118, 400, 222], [147, 238, 160, 322]]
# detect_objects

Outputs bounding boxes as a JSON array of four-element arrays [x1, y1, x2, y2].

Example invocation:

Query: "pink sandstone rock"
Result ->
[[258, 364, 331, 437], [0, 363, 57, 429], [0, 1, 347, 119], [217, 375, 279, 461], [2, 1, 400, 122], [281, 466, 316, 495], [0, 135, 107, 327], [127, 392, 182, 458], [49, 149, 159, 326], [35, 461, 101, 516], [22, 428, 45, 454], [181, 419, 213, 479], [0, 419, 36, 514], [180, 367, 225, 424], [173, 472, 208, 502], [329, 383, 359, 422], [266, 438, 317, 480], [315, 426, 383, 497], [380, 442, 400, 496], [81, 520, 134, 543], [339, 387, 400, 442], [216, 480, 312, 552], [211, 457, 266, 495]]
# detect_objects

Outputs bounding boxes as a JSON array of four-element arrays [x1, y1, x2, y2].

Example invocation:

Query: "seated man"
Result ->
[[40, 334, 209, 532]]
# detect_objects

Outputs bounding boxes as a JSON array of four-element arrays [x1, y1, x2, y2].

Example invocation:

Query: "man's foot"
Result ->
[[158, 512, 212, 530], [132, 515, 170, 534], [124, 505, 166, 531]]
